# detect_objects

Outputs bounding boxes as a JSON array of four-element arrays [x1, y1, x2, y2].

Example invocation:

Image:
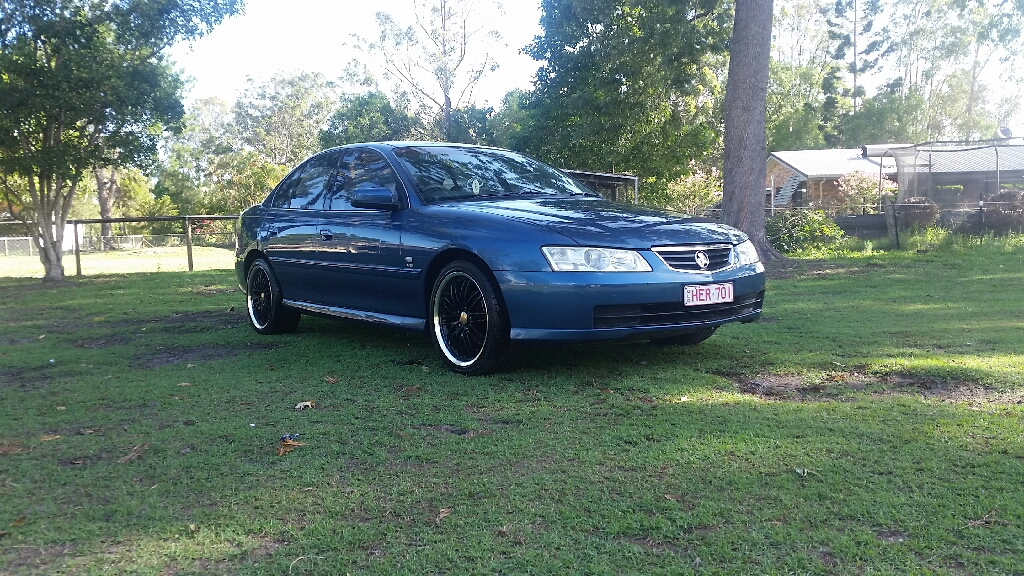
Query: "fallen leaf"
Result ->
[[39, 435, 61, 442], [436, 507, 452, 523], [178, 382, 192, 387], [10, 516, 26, 527], [664, 494, 683, 502], [600, 388, 613, 394], [794, 468, 819, 477], [38, 334, 45, 339], [276, 439, 304, 456], [421, 366, 430, 372], [118, 444, 148, 463], [56, 406, 66, 411], [189, 523, 197, 532], [0, 441, 24, 455], [324, 376, 339, 384], [294, 401, 316, 410], [70, 458, 84, 465], [185, 363, 194, 368]]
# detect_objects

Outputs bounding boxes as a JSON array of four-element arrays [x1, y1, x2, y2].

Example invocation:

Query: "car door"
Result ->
[[315, 148, 407, 315], [260, 154, 332, 304]]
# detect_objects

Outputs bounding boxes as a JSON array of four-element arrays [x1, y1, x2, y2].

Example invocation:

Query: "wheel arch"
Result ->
[[241, 249, 270, 294], [422, 248, 509, 323]]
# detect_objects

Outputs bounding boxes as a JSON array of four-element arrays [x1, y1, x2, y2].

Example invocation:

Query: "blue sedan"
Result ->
[[235, 142, 765, 375]]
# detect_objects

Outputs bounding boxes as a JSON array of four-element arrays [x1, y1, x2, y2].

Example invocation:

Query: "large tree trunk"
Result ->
[[722, 0, 782, 262]]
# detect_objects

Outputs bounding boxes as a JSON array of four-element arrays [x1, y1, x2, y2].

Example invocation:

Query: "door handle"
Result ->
[[319, 228, 333, 241]]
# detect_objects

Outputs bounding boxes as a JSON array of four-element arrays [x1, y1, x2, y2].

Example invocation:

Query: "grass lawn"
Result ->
[[0, 247, 235, 279], [1, 238, 1023, 574]]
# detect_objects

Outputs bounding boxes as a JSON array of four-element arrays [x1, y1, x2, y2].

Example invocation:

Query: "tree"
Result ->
[[0, 0, 242, 282], [232, 72, 337, 166], [722, 0, 781, 260], [361, 0, 503, 141], [319, 91, 421, 148], [521, 0, 731, 193]]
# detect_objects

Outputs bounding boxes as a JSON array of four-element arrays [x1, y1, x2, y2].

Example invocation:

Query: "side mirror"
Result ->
[[350, 186, 400, 211]]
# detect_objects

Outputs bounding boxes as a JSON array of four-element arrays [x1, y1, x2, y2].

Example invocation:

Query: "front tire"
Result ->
[[429, 261, 515, 375], [246, 259, 300, 335]]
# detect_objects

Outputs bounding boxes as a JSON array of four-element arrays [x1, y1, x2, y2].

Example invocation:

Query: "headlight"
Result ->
[[733, 239, 760, 265], [541, 246, 652, 272]]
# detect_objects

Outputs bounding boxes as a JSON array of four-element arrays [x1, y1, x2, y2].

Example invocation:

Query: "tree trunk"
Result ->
[[722, 0, 782, 262], [94, 167, 117, 237]]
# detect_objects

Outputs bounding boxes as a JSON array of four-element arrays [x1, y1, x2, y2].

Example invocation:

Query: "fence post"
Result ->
[[74, 222, 82, 276], [3, 238, 7, 257], [184, 216, 194, 272], [882, 194, 898, 247]]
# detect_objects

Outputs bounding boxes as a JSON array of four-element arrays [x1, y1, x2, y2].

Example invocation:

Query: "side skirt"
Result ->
[[282, 300, 426, 331]]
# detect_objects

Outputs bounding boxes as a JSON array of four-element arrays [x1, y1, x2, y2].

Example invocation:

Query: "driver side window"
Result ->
[[328, 148, 402, 210]]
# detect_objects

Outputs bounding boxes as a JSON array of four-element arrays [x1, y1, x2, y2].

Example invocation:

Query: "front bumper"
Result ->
[[495, 260, 765, 341]]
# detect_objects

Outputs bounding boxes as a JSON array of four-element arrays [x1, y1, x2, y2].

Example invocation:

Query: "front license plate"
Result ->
[[684, 283, 734, 306]]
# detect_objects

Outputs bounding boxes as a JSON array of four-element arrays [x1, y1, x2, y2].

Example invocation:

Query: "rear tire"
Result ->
[[246, 259, 300, 335], [429, 260, 516, 375], [651, 326, 717, 346]]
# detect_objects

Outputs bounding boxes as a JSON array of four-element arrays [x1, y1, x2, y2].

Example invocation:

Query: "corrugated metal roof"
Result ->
[[890, 144, 1024, 173], [769, 148, 896, 179]]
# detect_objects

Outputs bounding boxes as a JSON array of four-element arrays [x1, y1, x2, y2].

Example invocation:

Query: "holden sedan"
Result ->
[[235, 143, 765, 375]]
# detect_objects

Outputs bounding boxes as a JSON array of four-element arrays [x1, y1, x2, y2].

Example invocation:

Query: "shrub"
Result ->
[[982, 189, 1024, 234], [897, 197, 938, 229], [766, 210, 845, 253]]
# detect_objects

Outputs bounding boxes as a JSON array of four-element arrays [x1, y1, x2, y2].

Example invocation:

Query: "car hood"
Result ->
[[447, 197, 747, 248]]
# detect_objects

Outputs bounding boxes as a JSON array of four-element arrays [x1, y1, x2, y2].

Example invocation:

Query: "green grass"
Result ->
[[1, 238, 1023, 574], [0, 247, 235, 278]]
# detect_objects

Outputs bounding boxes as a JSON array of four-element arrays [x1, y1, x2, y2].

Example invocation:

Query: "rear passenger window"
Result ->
[[269, 165, 304, 208]]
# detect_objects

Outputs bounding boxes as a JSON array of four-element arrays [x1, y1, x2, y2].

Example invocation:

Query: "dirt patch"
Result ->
[[72, 336, 130, 349], [875, 529, 908, 544], [735, 372, 1024, 405], [1, 544, 76, 573], [134, 343, 278, 369], [0, 366, 54, 390], [154, 310, 246, 333]]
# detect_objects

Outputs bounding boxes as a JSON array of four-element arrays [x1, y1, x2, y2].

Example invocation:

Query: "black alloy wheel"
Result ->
[[430, 261, 514, 375], [246, 259, 300, 335]]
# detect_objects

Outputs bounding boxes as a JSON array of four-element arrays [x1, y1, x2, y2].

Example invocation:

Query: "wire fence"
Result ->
[[0, 216, 239, 276]]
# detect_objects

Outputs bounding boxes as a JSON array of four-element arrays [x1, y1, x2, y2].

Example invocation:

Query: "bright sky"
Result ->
[[168, 0, 544, 109]]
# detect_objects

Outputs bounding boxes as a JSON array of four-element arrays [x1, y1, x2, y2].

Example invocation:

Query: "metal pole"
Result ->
[[994, 146, 1000, 195], [74, 222, 82, 277], [184, 216, 194, 272], [3, 238, 7, 257]]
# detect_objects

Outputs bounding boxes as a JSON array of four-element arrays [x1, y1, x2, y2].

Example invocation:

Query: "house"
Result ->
[[765, 147, 900, 208]]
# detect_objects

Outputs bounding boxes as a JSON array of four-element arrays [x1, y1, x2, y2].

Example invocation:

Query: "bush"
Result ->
[[982, 189, 1024, 234], [897, 197, 938, 229], [766, 210, 845, 253]]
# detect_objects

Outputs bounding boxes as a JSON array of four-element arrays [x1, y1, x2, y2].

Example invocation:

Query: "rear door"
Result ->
[[260, 153, 333, 303]]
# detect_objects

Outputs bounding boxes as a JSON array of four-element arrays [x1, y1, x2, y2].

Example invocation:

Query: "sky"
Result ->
[[167, 0, 544, 109]]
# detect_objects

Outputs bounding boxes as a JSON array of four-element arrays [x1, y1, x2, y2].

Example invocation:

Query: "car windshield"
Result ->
[[392, 146, 599, 203]]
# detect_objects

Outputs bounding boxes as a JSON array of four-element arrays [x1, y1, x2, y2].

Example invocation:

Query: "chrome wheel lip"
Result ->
[[247, 265, 273, 330], [433, 270, 488, 367]]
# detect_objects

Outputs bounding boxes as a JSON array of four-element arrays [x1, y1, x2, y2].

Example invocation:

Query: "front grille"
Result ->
[[593, 291, 764, 329], [652, 244, 733, 272]]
